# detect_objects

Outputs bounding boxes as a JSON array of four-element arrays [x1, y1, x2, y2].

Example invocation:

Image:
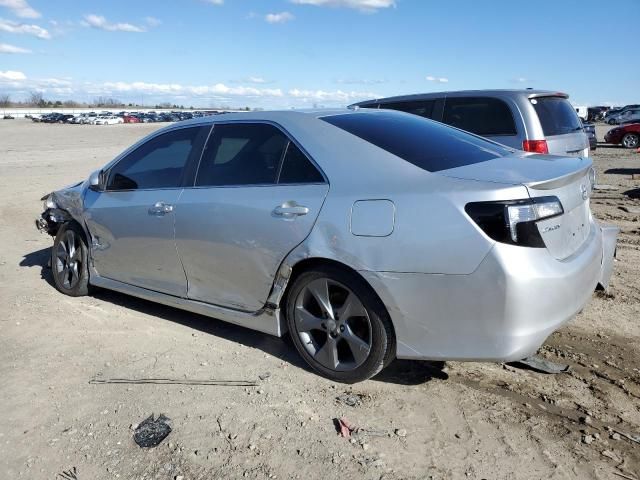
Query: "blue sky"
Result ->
[[0, 0, 638, 108]]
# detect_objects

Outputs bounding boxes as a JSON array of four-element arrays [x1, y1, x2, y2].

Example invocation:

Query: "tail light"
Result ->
[[465, 196, 563, 248], [522, 140, 549, 154]]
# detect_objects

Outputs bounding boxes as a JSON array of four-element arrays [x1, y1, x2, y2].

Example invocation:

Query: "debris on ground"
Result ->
[[89, 377, 258, 386], [258, 372, 271, 381], [336, 394, 362, 407], [510, 355, 570, 374], [57, 467, 78, 480], [133, 414, 172, 448], [335, 417, 358, 438]]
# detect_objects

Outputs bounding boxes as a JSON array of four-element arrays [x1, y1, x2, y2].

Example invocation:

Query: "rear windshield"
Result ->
[[531, 97, 582, 136], [321, 111, 512, 172]]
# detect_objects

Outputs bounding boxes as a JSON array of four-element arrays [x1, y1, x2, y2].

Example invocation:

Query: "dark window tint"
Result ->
[[278, 142, 324, 184], [107, 126, 207, 190], [321, 111, 511, 173], [380, 99, 435, 119], [196, 123, 288, 186], [442, 97, 516, 136], [531, 97, 582, 136]]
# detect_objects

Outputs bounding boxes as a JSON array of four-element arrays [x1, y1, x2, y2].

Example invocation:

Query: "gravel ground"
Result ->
[[0, 120, 638, 479]]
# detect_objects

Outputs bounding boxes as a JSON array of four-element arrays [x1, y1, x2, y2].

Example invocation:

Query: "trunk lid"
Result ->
[[439, 154, 594, 260]]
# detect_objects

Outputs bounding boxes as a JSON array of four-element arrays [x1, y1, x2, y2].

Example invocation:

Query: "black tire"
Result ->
[[622, 133, 639, 149], [285, 264, 395, 383], [51, 222, 90, 297]]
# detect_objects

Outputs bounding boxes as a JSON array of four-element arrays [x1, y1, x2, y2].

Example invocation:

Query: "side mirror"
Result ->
[[88, 169, 105, 191]]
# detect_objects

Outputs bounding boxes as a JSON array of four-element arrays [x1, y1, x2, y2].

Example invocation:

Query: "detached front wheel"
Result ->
[[51, 222, 90, 297], [286, 265, 395, 383]]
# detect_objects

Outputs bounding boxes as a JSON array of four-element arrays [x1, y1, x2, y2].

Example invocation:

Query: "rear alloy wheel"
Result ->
[[286, 265, 395, 383], [622, 133, 639, 149], [51, 222, 90, 297]]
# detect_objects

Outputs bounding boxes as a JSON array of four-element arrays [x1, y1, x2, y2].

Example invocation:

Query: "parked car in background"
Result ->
[[587, 106, 608, 122], [607, 108, 640, 125], [36, 109, 617, 382], [3, 114, 15, 119], [351, 90, 589, 157], [604, 123, 640, 149], [582, 121, 597, 150], [40, 113, 74, 123], [605, 104, 640, 122], [123, 115, 141, 123], [94, 115, 124, 125]]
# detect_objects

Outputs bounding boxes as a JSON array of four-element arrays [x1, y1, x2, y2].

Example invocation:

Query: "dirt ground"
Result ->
[[0, 120, 638, 480]]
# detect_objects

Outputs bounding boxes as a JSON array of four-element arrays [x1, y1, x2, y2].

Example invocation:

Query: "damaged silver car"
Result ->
[[37, 109, 618, 383]]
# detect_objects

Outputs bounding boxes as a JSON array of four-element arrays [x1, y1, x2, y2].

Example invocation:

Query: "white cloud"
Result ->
[[512, 77, 527, 83], [0, 69, 26, 80], [0, 42, 31, 53], [248, 76, 267, 84], [288, 88, 377, 103], [144, 16, 162, 27], [0, 0, 39, 18], [265, 12, 294, 23], [426, 75, 448, 83], [291, 0, 395, 12], [203, 0, 224, 4], [335, 78, 387, 85], [82, 14, 146, 33], [100, 81, 285, 99], [0, 18, 50, 38]]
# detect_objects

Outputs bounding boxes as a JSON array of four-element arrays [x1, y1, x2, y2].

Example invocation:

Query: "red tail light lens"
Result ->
[[522, 140, 549, 154]]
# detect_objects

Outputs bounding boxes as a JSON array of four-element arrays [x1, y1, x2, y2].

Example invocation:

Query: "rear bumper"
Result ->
[[363, 220, 617, 361]]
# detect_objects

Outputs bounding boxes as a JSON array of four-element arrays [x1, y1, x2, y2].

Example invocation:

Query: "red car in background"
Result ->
[[605, 123, 640, 149], [123, 115, 141, 124]]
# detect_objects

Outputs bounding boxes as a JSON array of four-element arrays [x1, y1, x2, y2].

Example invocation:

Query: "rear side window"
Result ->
[[107, 126, 208, 191], [531, 97, 582, 136], [321, 111, 512, 173], [196, 123, 288, 186], [380, 100, 436, 119], [442, 97, 516, 136], [278, 142, 324, 184]]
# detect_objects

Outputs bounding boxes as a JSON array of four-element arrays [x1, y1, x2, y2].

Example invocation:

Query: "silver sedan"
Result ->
[[37, 109, 618, 383]]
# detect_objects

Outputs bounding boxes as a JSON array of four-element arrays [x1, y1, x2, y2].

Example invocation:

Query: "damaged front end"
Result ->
[[36, 192, 72, 236]]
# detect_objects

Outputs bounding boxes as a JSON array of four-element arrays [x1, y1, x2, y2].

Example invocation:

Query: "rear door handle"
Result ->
[[273, 202, 309, 219], [148, 202, 174, 216]]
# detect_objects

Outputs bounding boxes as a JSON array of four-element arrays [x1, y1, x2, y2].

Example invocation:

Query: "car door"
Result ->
[[84, 125, 210, 296], [175, 122, 329, 311]]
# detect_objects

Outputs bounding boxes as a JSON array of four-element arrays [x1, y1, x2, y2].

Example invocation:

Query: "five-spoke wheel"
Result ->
[[51, 222, 90, 296], [286, 265, 394, 383]]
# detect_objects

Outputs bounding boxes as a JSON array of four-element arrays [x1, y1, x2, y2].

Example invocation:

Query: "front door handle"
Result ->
[[273, 202, 309, 219], [148, 202, 174, 216]]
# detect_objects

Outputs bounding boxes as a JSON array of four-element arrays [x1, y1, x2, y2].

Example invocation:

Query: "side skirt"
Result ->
[[90, 275, 287, 337]]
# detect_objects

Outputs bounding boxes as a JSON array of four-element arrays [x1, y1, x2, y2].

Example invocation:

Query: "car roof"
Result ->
[[349, 89, 569, 107]]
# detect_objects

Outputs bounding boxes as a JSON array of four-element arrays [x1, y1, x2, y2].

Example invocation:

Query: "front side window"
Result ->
[[196, 123, 288, 186], [442, 97, 517, 136], [107, 126, 208, 191]]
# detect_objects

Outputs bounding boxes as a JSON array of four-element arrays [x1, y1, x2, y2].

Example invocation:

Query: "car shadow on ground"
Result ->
[[20, 247, 54, 287], [19, 246, 447, 386], [605, 168, 640, 175], [624, 188, 640, 199]]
